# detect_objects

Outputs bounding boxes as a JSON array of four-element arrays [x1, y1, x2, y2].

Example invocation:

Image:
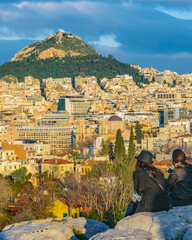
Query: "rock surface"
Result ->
[[11, 29, 97, 61], [1, 206, 192, 239], [0, 217, 109, 240], [113, 205, 192, 240], [90, 229, 153, 240], [38, 47, 67, 59]]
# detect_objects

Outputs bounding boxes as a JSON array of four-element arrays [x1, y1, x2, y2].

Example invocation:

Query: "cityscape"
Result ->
[[1, 0, 192, 239]]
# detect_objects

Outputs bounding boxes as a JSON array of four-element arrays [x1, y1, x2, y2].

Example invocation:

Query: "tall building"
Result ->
[[58, 96, 91, 115], [17, 126, 73, 153], [66, 99, 91, 115], [158, 107, 188, 127], [58, 95, 83, 111]]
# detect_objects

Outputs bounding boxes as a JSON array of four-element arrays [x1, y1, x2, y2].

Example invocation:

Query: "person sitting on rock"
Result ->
[[124, 150, 170, 217], [167, 149, 192, 206]]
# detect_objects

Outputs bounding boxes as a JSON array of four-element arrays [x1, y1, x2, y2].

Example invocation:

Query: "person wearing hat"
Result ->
[[124, 150, 170, 216], [167, 149, 192, 206]]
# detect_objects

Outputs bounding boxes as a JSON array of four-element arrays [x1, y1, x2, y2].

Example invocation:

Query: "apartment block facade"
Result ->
[[17, 126, 73, 153]]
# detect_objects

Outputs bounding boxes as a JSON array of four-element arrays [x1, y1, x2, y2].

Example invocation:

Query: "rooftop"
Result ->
[[108, 115, 122, 121], [43, 158, 74, 164]]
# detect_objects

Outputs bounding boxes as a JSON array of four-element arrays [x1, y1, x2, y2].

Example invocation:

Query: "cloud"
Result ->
[[122, 2, 134, 8], [131, 0, 192, 8], [157, 7, 192, 20], [13, 1, 98, 14], [90, 34, 121, 48], [0, 9, 20, 22], [0, 26, 22, 40], [161, 52, 192, 59]]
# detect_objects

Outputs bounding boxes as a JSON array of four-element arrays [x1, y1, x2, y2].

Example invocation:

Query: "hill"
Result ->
[[0, 30, 146, 83], [11, 29, 98, 62]]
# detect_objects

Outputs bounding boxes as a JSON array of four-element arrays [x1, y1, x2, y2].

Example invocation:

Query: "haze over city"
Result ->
[[0, 0, 192, 74]]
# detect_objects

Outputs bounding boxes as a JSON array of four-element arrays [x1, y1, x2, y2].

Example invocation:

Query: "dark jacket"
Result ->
[[133, 169, 170, 213], [167, 164, 192, 206]]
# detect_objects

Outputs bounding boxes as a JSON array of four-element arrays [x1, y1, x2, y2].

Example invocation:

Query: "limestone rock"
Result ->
[[149, 211, 187, 240], [90, 228, 153, 240], [183, 227, 192, 240], [38, 48, 66, 59], [0, 217, 109, 240], [63, 217, 110, 239], [0, 219, 74, 240], [11, 46, 36, 61], [11, 30, 97, 62], [116, 212, 154, 232], [1, 206, 192, 240], [168, 205, 192, 223], [116, 208, 189, 240]]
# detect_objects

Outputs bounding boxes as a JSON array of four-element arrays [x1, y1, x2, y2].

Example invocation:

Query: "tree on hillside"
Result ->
[[10, 167, 32, 185], [109, 142, 114, 162], [114, 129, 126, 162], [69, 151, 81, 163], [0, 176, 12, 230], [99, 139, 110, 156], [79, 72, 86, 78], [135, 122, 144, 140], [128, 126, 136, 165]]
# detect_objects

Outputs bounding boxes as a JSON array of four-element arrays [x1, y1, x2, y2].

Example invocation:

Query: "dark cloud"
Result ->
[[0, 0, 192, 73]]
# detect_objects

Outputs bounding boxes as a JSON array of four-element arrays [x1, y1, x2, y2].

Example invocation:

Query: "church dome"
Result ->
[[108, 115, 122, 121]]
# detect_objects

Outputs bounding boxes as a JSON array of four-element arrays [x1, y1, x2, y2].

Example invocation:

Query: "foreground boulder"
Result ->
[[0, 217, 110, 240], [93, 205, 192, 240], [90, 228, 153, 240], [1, 206, 192, 239]]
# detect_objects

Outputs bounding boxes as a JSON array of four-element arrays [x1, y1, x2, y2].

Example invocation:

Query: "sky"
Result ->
[[0, 0, 192, 74]]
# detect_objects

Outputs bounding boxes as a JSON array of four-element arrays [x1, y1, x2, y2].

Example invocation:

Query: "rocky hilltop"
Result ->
[[1, 205, 192, 240], [11, 29, 97, 61]]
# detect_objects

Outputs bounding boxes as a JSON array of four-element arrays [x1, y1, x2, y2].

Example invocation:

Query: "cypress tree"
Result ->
[[114, 129, 126, 162], [135, 122, 144, 140], [128, 126, 136, 164], [109, 142, 114, 162], [100, 138, 106, 155], [100, 139, 110, 155]]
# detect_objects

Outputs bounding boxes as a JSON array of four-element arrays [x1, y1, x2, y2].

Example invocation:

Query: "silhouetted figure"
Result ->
[[167, 149, 192, 206]]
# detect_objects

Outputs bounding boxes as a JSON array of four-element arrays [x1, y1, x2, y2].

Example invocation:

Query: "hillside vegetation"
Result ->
[[0, 55, 146, 83]]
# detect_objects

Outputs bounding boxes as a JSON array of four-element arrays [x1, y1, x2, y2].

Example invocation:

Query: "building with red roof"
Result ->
[[41, 158, 74, 178]]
